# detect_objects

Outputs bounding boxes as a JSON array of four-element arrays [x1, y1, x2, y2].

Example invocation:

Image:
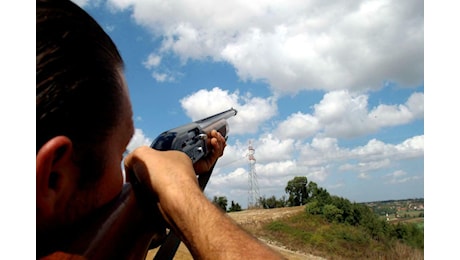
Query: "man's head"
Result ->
[[36, 0, 134, 236]]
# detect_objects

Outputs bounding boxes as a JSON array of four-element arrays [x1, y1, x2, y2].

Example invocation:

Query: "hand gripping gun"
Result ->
[[148, 107, 237, 259]]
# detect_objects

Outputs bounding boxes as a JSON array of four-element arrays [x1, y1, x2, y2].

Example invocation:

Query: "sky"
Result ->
[[70, 0, 425, 209]]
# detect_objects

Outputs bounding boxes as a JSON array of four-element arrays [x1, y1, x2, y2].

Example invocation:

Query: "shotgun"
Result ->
[[146, 107, 238, 259]]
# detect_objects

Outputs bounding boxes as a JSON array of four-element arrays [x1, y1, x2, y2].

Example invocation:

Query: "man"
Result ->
[[36, 0, 285, 259]]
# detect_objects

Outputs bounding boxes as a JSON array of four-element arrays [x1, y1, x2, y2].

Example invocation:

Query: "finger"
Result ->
[[212, 139, 225, 158]]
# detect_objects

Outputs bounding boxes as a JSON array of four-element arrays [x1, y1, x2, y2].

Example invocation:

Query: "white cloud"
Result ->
[[339, 159, 391, 173], [180, 87, 240, 119], [314, 90, 375, 137], [215, 140, 248, 169], [274, 90, 423, 139], [152, 72, 171, 82], [72, 0, 104, 8], [107, 0, 423, 94], [71, 0, 90, 7], [384, 170, 422, 184], [352, 135, 424, 162], [275, 112, 320, 140], [394, 135, 424, 159], [293, 135, 424, 177], [126, 128, 152, 153], [105, 25, 116, 32], [358, 172, 370, 179], [369, 92, 424, 128], [298, 137, 349, 167], [255, 134, 295, 163], [180, 87, 277, 134], [405, 92, 424, 119], [143, 53, 162, 69]]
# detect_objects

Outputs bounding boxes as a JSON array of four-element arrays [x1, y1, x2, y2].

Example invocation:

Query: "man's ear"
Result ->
[[36, 136, 78, 222]]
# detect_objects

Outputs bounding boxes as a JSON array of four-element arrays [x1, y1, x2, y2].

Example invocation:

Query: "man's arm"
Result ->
[[164, 180, 285, 259], [124, 146, 285, 259]]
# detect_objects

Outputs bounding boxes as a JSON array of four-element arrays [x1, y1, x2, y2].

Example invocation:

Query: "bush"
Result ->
[[305, 200, 322, 215], [323, 204, 343, 223]]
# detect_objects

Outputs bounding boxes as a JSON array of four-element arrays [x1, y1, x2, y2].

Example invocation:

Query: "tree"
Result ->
[[306, 181, 318, 202], [212, 196, 228, 212], [305, 200, 322, 215], [277, 195, 288, 208], [330, 196, 355, 225], [323, 204, 343, 223], [228, 200, 242, 212], [258, 195, 288, 209], [313, 187, 332, 206], [258, 196, 267, 208], [285, 176, 309, 206]]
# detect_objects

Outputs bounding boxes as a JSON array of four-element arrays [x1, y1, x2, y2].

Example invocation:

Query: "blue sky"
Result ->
[[74, 0, 424, 208]]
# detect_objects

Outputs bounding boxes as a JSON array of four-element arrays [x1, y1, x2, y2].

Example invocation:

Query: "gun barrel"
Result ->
[[195, 108, 237, 135]]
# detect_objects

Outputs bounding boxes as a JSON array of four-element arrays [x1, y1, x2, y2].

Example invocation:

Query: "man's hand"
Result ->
[[124, 147, 201, 225], [193, 129, 227, 174]]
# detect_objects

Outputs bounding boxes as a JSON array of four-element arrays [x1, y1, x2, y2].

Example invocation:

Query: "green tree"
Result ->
[[258, 195, 288, 208], [312, 187, 332, 207], [212, 196, 228, 212], [305, 200, 322, 215], [277, 195, 288, 208], [323, 204, 343, 223], [258, 196, 269, 208], [330, 196, 356, 225], [228, 200, 242, 212], [285, 176, 309, 206], [266, 195, 279, 208], [306, 181, 318, 202], [392, 222, 424, 249]]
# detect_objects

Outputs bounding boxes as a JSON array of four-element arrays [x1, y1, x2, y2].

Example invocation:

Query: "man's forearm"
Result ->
[[124, 147, 285, 259], [164, 185, 285, 259]]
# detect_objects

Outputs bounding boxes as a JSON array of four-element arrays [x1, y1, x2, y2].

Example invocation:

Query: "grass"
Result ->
[[255, 211, 424, 259]]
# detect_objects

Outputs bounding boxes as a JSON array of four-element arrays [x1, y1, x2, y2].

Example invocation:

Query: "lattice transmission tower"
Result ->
[[247, 140, 261, 209]]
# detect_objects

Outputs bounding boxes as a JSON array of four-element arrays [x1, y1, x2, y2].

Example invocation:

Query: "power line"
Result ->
[[216, 156, 246, 169]]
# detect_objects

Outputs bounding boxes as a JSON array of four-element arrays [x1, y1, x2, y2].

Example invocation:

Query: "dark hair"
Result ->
[[37, 0, 124, 185]]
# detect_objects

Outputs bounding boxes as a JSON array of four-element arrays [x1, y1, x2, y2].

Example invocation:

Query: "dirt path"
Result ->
[[146, 206, 324, 259]]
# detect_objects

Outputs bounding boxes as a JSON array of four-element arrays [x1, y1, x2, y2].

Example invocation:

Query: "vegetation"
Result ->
[[261, 213, 423, 259], [211, 196, 242, 212], [228, 200, 242, 212], [213, 176, 423, 258], [212, 196, 228, 212], [248, 176, 424, 259], [285, 176, 310, 206], [258, 195, 288, 209]]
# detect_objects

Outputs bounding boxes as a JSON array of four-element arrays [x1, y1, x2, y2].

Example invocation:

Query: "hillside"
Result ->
[[145, 206, 324, 259]]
